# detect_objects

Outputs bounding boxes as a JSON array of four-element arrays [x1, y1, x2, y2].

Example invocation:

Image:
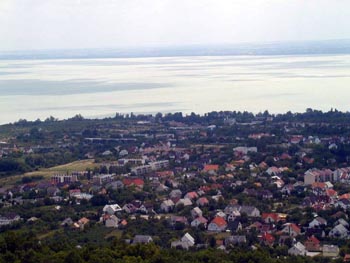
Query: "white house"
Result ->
[[191, 207, 203, 219], [160, 199, 174, 213], [308, 217, 327, 228], [329, 224, 349, 239], [171, 233, 195, 250], [103, 204, 122, 215], [176, 198, 193, 207], [105, 215, 119, 228], [288, 242, 306, 256]]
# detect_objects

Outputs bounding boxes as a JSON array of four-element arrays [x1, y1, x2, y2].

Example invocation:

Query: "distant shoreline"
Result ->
[[1, 39, 350, 60], [2, 108, 350, 127]]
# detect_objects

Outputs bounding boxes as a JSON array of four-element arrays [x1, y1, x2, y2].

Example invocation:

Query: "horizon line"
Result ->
[[1, 38, 350, 54]]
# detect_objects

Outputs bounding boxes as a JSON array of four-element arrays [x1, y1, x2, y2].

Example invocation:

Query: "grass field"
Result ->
[[0, 159, 99, 186]]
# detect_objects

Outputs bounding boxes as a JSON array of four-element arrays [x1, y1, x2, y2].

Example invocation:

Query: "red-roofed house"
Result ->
[[185, 191, 199, 200], [208, 217, 227, 232], [156, 171, 174, 178], [191, 216, 208, 228], [196, 197, 209, 207], [69, 189, 81, 197], [262, 213, 287, 224], [261, 232, 275, 246], [123, 178, 144, 189], [203, 164, 219, 173], [282, 223, 301, 237], [326, 189, 338, 198], [339, 193, 350, 200], [304, 236, 321, 252]]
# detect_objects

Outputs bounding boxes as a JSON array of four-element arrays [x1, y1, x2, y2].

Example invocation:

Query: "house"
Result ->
[[335, 218, 349, 228], [329, 224, 349, 239], [123, 203, 137, 214], [304, 236, 321, 252], [185, 191, 199, 200], [227, 219, 243, 233], [176, 198, 193, 207], [227, 209, 241, 222], [326, 188, 338, 199], [239, 206, 260, 218], [47, 186, 60, 197], [122, 178, 144, 189], [216, 211, 226, 219], [105, 215, 119, 228], [133, 235, 153, 244], [191, 207, 203, 219], [160, 199, 175, 213], [260, 232, 275, 246], [203, 164, 219, 173], [155, 184, 169, 192], [233, 147, 257, 155], [208, 217, 227, 232], [169, 189, 182, 199], [304, 171, 316, 185], [103, 204, 122, 215], [308, 217, 327, 228], [93, 174, 114, 185], [196, 197, 209, 207], [281, 184, 294, 195], [224, 235, 246, 247], [61, 217, 74, 227], [139, 202, 154, 214], [335, 198, 350, 210], [281, 223, 301, 237], [224, 205, 260, 218], [0, 213, 21, 226], [288, 242, 306, 256], [331, 211, 348, 220], [305, 228, 326, 239], [262, 213, 287, 224], [170, 216, 188, 226], [27, 217, 38, 223], [266, 166, 282, 176], [181, 233, 195, 246], [191, 216, 208, 228], [76, 217, 89, 230], [323, 245, 339, 257], [69, 189, 81, 198], [171, 233, 195, 250], [106, 180, 124, 190]]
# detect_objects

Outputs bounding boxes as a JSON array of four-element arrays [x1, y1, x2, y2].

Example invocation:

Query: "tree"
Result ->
[[64, 251, 83, 263], [90, 194, 108, 206]]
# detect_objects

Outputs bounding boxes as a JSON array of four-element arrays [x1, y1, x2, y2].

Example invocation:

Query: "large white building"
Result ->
[[51, 174, 78, 184]]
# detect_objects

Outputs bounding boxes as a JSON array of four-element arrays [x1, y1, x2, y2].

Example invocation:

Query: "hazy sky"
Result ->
[[0, 0, 350, 51]]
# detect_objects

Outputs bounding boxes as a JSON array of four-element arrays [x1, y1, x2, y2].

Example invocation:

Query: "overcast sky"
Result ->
[[1, 0, 350, 51]]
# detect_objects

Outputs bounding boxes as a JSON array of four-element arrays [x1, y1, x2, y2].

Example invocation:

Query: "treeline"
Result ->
[[0, 230, 340, 263], [0, 159, 30, 177], [6, 108, 350, 128]]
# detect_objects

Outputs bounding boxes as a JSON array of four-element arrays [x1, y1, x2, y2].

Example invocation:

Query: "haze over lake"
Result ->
[[1, 54, 350, 124]]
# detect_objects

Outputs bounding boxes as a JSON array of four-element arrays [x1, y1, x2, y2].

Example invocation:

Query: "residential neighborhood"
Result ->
[[1, 110, 350, 262]]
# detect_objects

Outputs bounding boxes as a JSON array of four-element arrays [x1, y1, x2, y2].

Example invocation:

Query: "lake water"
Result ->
[[0, 55, 350, 124]]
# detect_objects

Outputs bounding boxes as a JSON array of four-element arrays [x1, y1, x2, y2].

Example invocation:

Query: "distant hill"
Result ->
[[1, 39, 350, 60]]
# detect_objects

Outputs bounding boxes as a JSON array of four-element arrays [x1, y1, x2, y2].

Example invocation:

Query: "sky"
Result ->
[[0, 0, 350, 51]]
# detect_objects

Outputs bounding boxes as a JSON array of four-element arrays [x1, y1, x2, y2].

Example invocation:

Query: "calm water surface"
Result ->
[[0, 55, 350, 124]]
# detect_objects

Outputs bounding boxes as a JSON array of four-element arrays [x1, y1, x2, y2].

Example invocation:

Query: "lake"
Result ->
[[0, 54, 350, 124]]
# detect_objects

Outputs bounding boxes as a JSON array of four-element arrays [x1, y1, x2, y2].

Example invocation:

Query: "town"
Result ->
[[1, 109, 350, 262]]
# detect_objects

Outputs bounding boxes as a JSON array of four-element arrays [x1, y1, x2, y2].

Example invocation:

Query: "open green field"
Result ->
[[0, 159, 99, 186]]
